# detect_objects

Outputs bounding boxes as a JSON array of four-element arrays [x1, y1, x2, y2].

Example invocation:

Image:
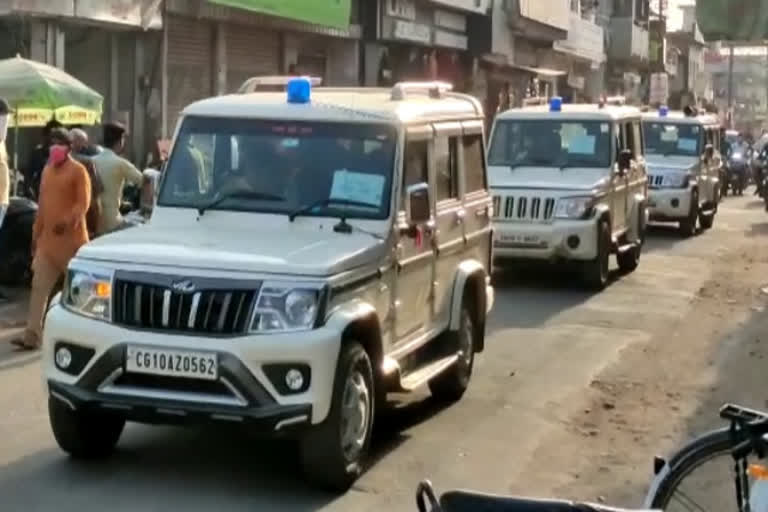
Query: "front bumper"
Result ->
[[648, 188, 693, 221], [492, 219, 598, 262], [42, 305, 341, 425], [49, 379, 312, 433]]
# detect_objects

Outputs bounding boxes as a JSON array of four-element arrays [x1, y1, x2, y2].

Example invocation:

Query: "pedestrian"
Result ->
[[92, 121, 145, 235], [0, 98, 10, 303], [22, 119, 63, 200], [70, 128, 104, 237], [10, 128, 91, 351]]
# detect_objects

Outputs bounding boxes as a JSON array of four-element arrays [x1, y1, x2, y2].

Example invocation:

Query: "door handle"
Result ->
[[455, 209, 466, 224]]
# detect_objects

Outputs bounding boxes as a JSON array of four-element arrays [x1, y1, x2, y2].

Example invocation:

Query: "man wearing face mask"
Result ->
[[10, 129, 91, 350]]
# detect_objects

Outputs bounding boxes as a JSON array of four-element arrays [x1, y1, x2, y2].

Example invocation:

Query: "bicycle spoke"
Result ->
[[669, 488, 713, 512]]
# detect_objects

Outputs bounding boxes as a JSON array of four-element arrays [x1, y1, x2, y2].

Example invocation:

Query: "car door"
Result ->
[[431, 123, 463, 331], [395, 128, 436, 343], [611, 122, 630, 234], [629, 119, 647, 206]]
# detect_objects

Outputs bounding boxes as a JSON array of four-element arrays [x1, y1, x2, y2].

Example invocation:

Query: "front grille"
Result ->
[[113, 279, 257, 335], [648, 175, 664, 187], [492, 194, 555, 222], [114, 373, 232, 397]]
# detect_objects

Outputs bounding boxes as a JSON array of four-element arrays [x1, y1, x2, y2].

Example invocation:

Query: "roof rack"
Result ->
[[238, 75, 323, 94], [390, 81, 453, 100]]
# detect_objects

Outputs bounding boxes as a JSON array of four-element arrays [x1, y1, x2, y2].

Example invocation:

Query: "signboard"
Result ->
[[434, 9, 466, 32], [208, 0, 351, 29], [649, 73, 669, 105], [386, 0, 417, 20], [394, 20, 432, 44], [429, 0, 490, 15]]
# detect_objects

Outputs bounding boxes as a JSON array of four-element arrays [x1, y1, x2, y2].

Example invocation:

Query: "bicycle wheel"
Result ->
[[646, 427, 745, 510]]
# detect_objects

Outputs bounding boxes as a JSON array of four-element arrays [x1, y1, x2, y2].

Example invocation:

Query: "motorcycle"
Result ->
[[726, 150, 748, 196]]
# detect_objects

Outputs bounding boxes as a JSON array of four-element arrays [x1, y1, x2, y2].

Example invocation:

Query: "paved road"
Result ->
[[0, 193, 762, 511]]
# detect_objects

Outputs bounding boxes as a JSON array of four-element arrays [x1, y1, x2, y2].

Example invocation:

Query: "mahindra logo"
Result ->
[[170, 280, 196, 294]]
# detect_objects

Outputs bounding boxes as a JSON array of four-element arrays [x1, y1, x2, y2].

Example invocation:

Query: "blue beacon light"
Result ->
[[287, 77, 312, 104], [659, 105, 669, 117], [549, 96, 562, 112]]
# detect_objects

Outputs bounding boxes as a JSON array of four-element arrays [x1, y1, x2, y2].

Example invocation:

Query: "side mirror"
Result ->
[[406, 182, 431, 226], [617, 149, 632, 173], [704, 144, 714, 160]]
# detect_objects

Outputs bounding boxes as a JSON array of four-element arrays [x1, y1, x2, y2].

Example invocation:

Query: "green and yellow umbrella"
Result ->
[[0, 55, 103, 127]]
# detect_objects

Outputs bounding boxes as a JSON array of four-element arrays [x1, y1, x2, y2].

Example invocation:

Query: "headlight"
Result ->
[[62, 266, 114, 321], [250, 282, 324, 333], [661, 173, 690, 188], [554, 196, 595, 219]]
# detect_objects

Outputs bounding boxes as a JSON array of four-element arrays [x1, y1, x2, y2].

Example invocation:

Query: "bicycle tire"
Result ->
[[646, 428, 733, 508]]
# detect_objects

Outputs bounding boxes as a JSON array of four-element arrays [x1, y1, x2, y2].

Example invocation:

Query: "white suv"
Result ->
[[42, 80, 494, 491], [488, 99, 648, 289]]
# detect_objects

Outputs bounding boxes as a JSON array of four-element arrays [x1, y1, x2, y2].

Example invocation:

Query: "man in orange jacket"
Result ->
[[10, 128, 91, 350]]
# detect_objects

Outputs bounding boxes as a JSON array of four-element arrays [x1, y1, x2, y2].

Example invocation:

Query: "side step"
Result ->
[[399, 355, 459, 392]]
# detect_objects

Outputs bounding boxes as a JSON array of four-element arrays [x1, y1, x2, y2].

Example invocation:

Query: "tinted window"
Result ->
[[643, 122, 702, 157], [159, 117, 396, 219], [435, 136, 458, 202], [463, 135, 486, 192], [489, 120, 612, 168]]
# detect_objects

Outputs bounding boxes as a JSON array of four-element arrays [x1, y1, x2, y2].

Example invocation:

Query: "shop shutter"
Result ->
[[167, 16, 213, 131], [226, 24, 280, 94]]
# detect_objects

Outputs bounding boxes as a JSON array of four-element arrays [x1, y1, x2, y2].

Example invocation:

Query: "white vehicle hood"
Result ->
[[78, 221, 386, 277], [645, 154, 697, 172], [488, 165, 608, 191]]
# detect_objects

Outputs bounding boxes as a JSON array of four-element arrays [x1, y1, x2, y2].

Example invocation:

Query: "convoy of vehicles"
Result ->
[[34, 74, 739, 494], [641, 108, 722, 236], [487, 99, 648, 290], [42, 78, 494, 491]]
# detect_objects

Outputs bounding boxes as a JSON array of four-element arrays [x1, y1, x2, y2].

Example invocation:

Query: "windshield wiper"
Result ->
[[197, 190, 285, 217], [288, 198, 378, 222]]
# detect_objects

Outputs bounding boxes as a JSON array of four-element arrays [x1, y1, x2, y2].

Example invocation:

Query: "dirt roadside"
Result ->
[[513, 225, 768, 506]]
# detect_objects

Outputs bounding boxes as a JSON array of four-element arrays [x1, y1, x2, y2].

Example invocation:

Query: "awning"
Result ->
[[513, 65, 567, 78], [208, 0, 351, 30], [480, 55, 567, 81]]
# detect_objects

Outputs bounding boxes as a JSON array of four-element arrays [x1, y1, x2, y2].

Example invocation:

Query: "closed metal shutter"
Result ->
[[226, 24, 280, 94], [167, 15, 213, 130]]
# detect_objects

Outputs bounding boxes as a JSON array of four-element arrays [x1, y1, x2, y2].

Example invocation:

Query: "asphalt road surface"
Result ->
[[0, 192, 764, 512]]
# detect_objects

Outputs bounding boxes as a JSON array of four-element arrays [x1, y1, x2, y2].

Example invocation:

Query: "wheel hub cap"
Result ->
[[341, 370, 370, 461]]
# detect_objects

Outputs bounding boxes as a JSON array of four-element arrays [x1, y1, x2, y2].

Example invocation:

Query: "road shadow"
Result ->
[[0, 391, 450, 510], [747, 222, 768, 237], [744, 198, 765, 210], [642, 223, 690, 253]]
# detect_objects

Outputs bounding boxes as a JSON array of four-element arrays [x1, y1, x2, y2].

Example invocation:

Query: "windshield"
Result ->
[[158, 117, 396, 219], [488, 120, 612, 168], [643, 122, 702, 157]]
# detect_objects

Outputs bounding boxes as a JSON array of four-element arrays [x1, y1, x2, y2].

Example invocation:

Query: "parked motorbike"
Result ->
[[0, 196, 37, 286]]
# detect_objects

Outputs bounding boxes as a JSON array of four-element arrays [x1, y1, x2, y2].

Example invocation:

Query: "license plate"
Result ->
[[501, 234, 541, 245], [126, 346, 218, 381]]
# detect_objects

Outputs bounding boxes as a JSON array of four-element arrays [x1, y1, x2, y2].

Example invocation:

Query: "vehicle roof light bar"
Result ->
[[391, 81, 453, 100]]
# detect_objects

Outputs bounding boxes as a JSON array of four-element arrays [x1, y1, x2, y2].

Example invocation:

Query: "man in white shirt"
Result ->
[[92, 122, 144, 235]]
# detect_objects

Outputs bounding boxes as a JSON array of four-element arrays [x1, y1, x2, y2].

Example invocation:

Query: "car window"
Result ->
[[434, 136, 459, 202], [643, 122, 702, 157], [403, 139, 428, 203], [489, 120, 612, 169], [159, 117, 397, 219], [463, 135, 486, 193]]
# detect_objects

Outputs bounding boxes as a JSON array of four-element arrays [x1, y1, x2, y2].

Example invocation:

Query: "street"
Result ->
[[1, 192, 768, 511]]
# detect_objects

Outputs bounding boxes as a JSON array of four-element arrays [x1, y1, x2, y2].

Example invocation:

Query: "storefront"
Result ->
[[365, 0, 488, 91]]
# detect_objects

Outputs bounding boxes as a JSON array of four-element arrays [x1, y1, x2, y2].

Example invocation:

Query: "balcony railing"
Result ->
[[553, 11, 605, 63], [608, 17, 649, 62]]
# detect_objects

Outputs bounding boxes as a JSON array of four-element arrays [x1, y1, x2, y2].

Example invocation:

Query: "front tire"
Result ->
[[583, 219, 610, 290], [679, 189, 699, 237], [428, 304, 475, 402], [49, 396, 125, 459], [300, 342, 374, 492]]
